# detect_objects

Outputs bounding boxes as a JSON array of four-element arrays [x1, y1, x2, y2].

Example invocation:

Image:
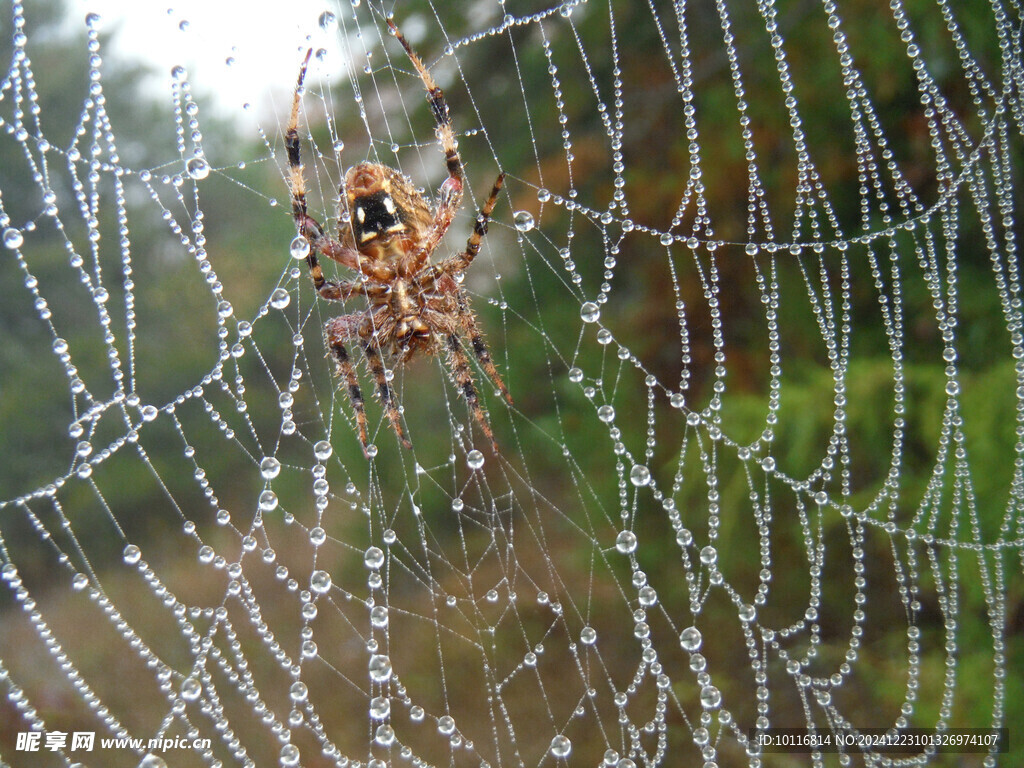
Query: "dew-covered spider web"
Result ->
[[1, 0, 1023, 765]]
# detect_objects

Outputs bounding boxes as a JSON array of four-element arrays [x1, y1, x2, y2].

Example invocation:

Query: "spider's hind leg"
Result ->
[[456, 294, 512, 406], [363, 342, 413, 450], [326, 318, 370, 454], [445, 333, 499, 453]]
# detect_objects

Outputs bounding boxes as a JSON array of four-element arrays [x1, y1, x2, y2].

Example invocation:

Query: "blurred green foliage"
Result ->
[[0, 0, 1020, 764]]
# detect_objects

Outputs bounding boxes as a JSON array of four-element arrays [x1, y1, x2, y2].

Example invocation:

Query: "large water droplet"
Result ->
[[260, 456, 281, 479], [437, 715, 456, 735], [629, 464, 651, 486], [597, 405, 615, 423], [368, 654, 393, 682], [364, 546, 384, 569], [186, 157, 210, 180], [700, 684, 721, 709], [374, 724, 395, 746], [318, 10, 337, 30], [615, 530, 637, 554], [279, 744, 300, 766], [370, 696, 391, 720], [549, 734, 572, 758], [467, 450, 485, 470], [3, 228, 24, 249], [580, 302, 600, 323], [513, 210, 535, 232], [258, 490, 279, 512], [289, 235, 310, 260], [310, 569, 332, 593], [313, 440, 333, 460], [679, 626, 702, 651], [181, 677, 202, 701], [580, 626, 597, 645], [270, 288, 291, 309]]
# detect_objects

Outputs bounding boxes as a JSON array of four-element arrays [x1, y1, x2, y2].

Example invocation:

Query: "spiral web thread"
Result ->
[[0, 0, 1022, 766]]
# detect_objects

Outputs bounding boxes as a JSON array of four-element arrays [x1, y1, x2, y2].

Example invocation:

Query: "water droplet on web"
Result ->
[[615, 530, 637, 554], [513, 210, 535, 231], [309, 527, 326, 546], [580, 302, 600, 323], [410, 705, 425, 722], [437, 715, 456, 735], [370, 605, 389, 627], [738, 603, 756, 622], [597, 329, 613, 344], [170, 64, 186, 80], [467, 450, 485, 470], [629, 464, 651, 486], [186, 157, 209, 180], [597, 405, 615, 423], [549, 734, 572, 758], [279, 744, 300, 766], [699, 545, 717, 565], [537, 188, 551, 202], [700, 684, 721, 709], [141, 405, 159, 422], [270, 288, 291, 309], [310, 569, 332, 593], [180, 676, 201, 700], [259, 490, 278, 511], [580, 626, 597, 645], [313, 440, 332, 460], [679, 626, 702, 651], [370, 696, 391, 720], [318, 10, 337, 31], [123, 544, 142, 565], [3, 228, 24, 249], [289, 235, 310, 260], [333, 138, 345, 153], [139, 754, 168, 768], [260, 456, 281, 479], [364, 546, 384, 569], [369, 654, 392, 682]]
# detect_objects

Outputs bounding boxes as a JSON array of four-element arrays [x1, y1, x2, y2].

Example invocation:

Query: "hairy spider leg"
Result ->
[[423, 173, 506, 283], [362, 341, 413, 450], [325, 332, 370, 452], [286, 49, 376, 290], [387, 18, 466, 267], [445, 333, 498, 452], [456, 293, 513, 405]]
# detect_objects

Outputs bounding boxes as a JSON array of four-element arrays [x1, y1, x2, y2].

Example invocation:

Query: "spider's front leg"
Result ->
[[388, 18, 466, 264], [286, 49, 391, 290]]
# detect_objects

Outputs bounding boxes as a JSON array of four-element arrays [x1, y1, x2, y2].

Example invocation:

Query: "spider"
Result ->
[[286, 19, 512, 457]]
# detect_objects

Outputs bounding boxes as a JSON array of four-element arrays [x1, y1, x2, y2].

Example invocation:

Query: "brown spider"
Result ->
[[286, 19, 512, 457]]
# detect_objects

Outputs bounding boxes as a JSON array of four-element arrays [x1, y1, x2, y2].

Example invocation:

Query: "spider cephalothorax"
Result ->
[[285, 21, 511, 456]]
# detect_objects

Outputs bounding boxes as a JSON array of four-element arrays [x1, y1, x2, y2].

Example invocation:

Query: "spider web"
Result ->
[[1, 0, 1022, 766]]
